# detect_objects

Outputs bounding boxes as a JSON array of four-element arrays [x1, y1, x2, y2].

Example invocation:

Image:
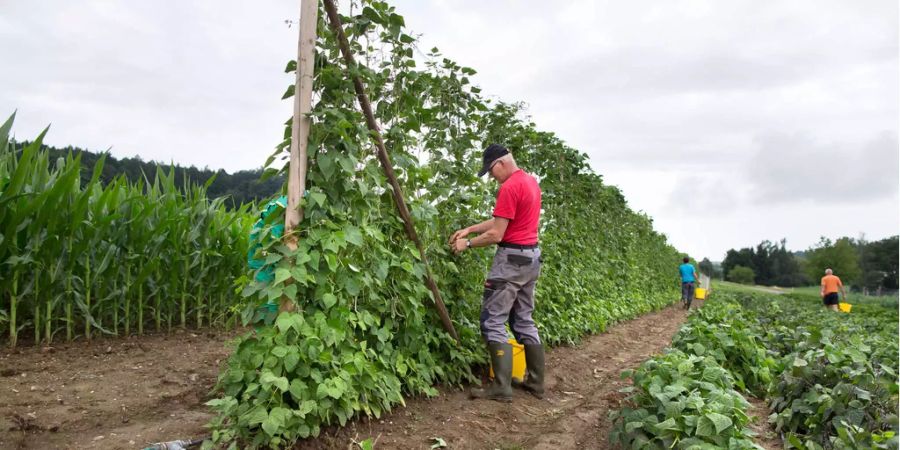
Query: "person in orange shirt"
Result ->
[[820, 268, 846, 312]]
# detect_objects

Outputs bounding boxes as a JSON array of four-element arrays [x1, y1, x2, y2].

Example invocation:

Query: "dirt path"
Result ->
[[0, 304, 690, 450], [307, 304, 691, 450], [747, 397, 782, 450], [0, 328, 242, 450]]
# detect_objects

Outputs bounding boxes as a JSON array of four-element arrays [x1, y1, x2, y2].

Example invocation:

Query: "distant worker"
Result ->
[[679, 257, 699, 310], [820, 268, 845, 312], [449, 144, 545, 402]]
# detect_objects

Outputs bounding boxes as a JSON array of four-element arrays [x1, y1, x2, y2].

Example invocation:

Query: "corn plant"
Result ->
[[0, 113, 251, 347]]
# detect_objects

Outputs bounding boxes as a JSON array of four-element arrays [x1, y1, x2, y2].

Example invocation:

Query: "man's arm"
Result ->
[[451, 218, 509, 253], [839, 280, 846, 301], [820, 278, 825, 297], [448, 218, 494, 244]]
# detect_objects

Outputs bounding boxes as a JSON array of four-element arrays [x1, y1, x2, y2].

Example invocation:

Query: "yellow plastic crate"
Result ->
[[695, 288, 707, 300], [489, 338, 526, 382], [839, 302, 852, 313]]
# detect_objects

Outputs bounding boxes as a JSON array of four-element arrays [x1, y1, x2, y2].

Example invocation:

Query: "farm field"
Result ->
[[3, 283, 896, 449], [2, 1, 897, 449], [610, 283, 899, 449], [1, 304, 690, 449]]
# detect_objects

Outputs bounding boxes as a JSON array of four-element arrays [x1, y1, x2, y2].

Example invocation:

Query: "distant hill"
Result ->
[[15, 141, 283, 207]]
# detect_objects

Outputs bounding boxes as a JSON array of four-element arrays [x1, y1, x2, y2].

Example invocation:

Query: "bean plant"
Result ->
[[206, 1, 683, 448]]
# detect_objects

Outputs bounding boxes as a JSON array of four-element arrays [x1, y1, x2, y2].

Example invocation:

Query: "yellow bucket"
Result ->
[[489, 339, 526, 382], [695, 288, 707, 300], [839, 302, 852, 313]]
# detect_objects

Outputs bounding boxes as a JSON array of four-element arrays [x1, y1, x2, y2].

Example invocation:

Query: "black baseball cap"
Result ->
[[477, 144, 509, 176]]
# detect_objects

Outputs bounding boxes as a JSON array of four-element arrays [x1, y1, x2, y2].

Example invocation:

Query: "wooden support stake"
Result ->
[[282, 0, 318, 313], [322, 0, 460, 343]]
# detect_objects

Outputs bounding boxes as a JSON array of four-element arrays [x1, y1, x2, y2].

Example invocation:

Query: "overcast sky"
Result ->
[[1, 0, 897, 260]]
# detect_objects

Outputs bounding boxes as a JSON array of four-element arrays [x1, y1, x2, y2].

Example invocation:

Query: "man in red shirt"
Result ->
[[449, 144, 544, 402]]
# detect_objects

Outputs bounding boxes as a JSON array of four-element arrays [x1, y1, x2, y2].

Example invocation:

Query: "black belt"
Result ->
[[499, 242, 538, 250]]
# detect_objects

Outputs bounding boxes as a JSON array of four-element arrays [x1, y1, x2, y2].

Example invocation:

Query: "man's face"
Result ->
[[489, 158, 503, 181]]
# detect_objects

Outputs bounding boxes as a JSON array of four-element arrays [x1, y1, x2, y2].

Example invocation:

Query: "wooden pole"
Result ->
[[282, 0, 318, 312], [322, 0, 460, 344]]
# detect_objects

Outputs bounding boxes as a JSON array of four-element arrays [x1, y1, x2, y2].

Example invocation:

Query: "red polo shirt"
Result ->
[[492, 170, 541, 245]]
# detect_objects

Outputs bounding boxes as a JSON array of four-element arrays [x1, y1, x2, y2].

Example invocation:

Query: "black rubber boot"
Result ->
[[470, 342, 513, 402], [521, 344, 545, 399]]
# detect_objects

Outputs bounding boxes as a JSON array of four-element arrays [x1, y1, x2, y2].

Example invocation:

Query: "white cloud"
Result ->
[[747, 132, 898, 204], [1, 0, 897, 260]]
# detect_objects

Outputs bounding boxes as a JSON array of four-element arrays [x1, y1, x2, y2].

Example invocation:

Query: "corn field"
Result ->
[[0, 113, 252, 347]]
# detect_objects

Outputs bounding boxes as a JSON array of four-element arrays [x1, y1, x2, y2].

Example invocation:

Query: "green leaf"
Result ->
[[262, 410, 284, 436], [289, 379, 305, 401], [274, 268, 292, 285], [242, 406, 268, 426], [284, 350, 300, 372], [273, 376, 289, 392], [705, 412, 733, 434], [655, 417, 679, 431], [787, 434, 805, 448], [309, 192, 327, 207], [283, 283, 298, 299], [281, 84, 295, 99], [345, 226, 364, 246], [260, 371, 289, 392], [297, 399, 316, 417], [322, 293, 337, 309], [275, 314, 294, 334], [695, 416, 716, 437], [325, 253, 338, 271]]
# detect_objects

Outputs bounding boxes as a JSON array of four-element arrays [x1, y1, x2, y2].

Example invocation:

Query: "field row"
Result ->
[[611, 287, 899, 449]]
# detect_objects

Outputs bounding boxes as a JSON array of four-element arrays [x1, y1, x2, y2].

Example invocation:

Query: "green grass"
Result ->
[[783, 285, 898, 305], [712, 280, 789, 295], [713, 281, 898, 307]]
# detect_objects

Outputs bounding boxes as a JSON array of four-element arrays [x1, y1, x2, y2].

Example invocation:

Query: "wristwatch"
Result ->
[[466, 239, 472, 248]]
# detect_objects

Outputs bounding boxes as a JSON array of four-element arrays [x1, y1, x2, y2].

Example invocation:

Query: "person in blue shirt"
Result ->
[[679, 257, 699, 310]]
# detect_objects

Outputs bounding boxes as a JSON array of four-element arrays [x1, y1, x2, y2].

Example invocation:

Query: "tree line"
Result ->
[[14, 142, 283, 207], [708, 236, 898, 293]]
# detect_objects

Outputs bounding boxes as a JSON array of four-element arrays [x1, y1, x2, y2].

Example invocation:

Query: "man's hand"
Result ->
[[451, 238, 468, 254], [448, 228, 469, 245]]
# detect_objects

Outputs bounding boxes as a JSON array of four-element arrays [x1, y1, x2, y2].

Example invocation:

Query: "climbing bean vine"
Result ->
[[206, 2, 682, 447]]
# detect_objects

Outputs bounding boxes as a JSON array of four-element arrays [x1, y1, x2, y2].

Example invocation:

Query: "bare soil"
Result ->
[[0, 303, 700, 450], [306, 304, 692, 450], [747, 397, 782, 450], [0, 328, 242, 450]]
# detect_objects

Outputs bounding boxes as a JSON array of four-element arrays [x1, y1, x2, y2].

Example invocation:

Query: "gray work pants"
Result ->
[[480, 246, 542, 345]]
